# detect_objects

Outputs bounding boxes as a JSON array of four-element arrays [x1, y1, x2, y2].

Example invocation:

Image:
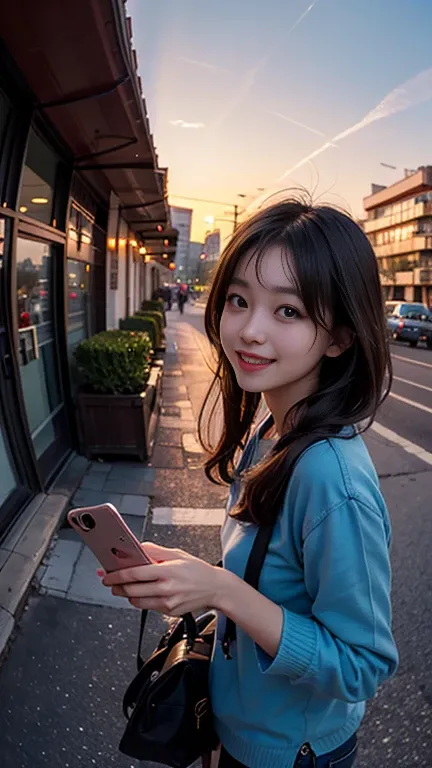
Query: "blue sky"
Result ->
[[127, 0, 432, 241]]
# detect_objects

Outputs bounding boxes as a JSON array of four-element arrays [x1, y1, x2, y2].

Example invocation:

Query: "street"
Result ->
[[0, 305, 431, 767]]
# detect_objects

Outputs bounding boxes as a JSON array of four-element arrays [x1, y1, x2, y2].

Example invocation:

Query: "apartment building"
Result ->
[[363, 167, 432, 306]]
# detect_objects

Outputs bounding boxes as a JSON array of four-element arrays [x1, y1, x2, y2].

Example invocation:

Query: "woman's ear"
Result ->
[[325, 326, 354, 359]]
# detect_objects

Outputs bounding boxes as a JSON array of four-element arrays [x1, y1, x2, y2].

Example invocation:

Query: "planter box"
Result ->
[[76, 366, 162, 462]]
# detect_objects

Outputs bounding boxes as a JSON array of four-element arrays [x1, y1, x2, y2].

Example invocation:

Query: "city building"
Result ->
[[363, 167, 432, 305], [170, 206, 193, 281], [187, 241, 204, 281], [0, 1, 177, 540], [200, 230, 221, 284]]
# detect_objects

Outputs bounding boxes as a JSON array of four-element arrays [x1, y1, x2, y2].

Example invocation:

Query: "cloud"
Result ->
[[211, 0, 322, 132], [278, 65, 432, 180], [169, 119, 205, 129], [178, 56, 229, 74], [270, 110, 326, 137], [286, 0, 322, 36]]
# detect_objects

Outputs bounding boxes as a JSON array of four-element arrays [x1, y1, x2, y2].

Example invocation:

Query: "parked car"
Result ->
[[385, 301, 432, 348]]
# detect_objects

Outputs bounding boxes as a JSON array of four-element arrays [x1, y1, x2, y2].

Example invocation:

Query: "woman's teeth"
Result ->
[[239, 353, 273, 365]]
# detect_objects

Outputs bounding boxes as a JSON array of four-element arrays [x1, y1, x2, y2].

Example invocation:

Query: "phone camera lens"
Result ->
[[80, 513, 96, 531]]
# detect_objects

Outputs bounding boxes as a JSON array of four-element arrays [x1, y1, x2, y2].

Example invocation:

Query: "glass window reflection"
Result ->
[[18, 129, 58, 225]]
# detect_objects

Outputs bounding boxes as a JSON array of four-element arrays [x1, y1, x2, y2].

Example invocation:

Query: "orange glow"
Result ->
[[108, 237, 116, 250], [169, 262, 176, 270], [85, 264, 90, 273], [130, 239, 138, 248], [200, 252, 206, 260], [157, 225, 163, 232], [139, 246, 147, 255], [164, 239, 169, 246], [145, 254, 152, 263], [163, 253, 168, 258], [119, 238, 127, 247]]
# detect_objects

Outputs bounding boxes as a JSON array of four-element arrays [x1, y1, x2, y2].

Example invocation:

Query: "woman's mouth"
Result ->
[[235, 351, 276, 372]]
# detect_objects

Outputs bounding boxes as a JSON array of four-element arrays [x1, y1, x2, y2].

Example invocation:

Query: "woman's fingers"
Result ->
[[102, 563, 162, 586], [142, 541, 186, 562]]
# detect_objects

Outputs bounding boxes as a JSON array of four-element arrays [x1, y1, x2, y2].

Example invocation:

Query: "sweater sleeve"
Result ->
[[256, 497, 399, 702]]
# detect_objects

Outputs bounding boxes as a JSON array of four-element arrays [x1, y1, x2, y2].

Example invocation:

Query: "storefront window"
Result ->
[[16, 238, 63, 459], [0, 217, 19, 508], [18, 129, 58, 226], [67, 259, 90, 349]]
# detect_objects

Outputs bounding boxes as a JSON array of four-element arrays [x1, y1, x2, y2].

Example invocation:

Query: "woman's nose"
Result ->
[[239, 317, 267, 345]]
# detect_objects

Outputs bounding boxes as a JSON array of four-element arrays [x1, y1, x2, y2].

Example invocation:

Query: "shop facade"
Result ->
[[0, 1, 176, 541]]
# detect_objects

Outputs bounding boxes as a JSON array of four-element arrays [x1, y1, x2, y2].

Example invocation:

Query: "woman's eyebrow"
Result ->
[[230, 276, 301, 298]]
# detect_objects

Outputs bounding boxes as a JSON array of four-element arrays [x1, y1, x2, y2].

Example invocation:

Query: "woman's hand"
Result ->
[[99, 542, 228, 616]]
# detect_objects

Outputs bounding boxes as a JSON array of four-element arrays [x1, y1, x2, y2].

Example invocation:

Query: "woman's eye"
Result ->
[[227, 293, 247, 309], [277, 306, 299, 319]]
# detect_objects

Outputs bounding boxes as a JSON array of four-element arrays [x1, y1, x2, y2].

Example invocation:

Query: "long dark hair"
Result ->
[[197, 197, 392, 524]]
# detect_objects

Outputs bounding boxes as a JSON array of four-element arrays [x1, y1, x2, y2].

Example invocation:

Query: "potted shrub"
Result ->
[[142, 298, 166, 326], [136, 310, 165, 348], [119, 315, 163, 351], [75, 330, 162, 461]]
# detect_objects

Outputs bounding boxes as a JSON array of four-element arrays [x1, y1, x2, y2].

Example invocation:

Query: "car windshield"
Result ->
[[399, 304, 430, 319]]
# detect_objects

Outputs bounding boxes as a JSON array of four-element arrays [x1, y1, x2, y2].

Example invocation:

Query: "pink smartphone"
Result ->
[[67, 503, 152, 573]]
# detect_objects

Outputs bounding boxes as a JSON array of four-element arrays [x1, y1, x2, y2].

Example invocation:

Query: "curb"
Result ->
[[0, 454, 89, 662]]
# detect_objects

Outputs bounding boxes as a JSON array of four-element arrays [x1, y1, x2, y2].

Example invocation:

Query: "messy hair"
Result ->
[[198, 197, 392, 524]]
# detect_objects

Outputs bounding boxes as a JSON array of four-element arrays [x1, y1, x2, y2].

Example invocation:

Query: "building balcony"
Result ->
[[373, 236, 432, 259], [364, 202, 432, 234]]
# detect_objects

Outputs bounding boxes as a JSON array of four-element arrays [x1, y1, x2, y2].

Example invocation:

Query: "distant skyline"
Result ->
[[127, 0, 432, 243]]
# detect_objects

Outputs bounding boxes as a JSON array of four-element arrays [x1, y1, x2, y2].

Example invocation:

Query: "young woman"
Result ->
[[102, 199, 398, 768]]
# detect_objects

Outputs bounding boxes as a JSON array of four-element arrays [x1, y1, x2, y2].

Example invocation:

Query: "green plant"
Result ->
[[141, 299, 164, 313], [74, 330, 152, 395], [120, 315, 161, 348], [135, 310, 164, 340]]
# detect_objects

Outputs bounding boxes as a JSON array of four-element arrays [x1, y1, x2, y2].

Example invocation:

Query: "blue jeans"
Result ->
[[218, 733, 357, 768]]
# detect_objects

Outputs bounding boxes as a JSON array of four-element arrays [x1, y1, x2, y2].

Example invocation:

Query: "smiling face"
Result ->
[[219, 245, 340, 430]]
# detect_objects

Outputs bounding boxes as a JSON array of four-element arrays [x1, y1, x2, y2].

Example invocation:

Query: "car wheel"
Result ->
[[409, 340, 418, 348]]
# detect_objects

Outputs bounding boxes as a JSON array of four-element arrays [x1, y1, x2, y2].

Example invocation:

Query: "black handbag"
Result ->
[[118, 524, 274, 768]]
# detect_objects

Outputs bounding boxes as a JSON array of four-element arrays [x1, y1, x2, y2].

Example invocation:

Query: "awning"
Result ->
[[1, 0, 177, 259]]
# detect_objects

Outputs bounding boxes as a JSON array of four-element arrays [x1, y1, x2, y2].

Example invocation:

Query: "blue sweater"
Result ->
[[210, 415, 398, 768]]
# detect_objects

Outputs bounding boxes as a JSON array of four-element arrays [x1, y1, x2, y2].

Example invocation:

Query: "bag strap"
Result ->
[[137, 610, 196, 670], [222, 523, 274, 659]]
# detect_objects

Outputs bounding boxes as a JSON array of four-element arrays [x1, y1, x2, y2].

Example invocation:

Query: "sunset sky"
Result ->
[[127, 0, 432, 244]]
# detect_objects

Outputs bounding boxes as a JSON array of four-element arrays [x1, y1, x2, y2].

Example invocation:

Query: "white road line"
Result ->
[[389, 391, 432, 416], [182, 433, 203, 454], [153, 507, 225, 526], [393, 375, 432, 394], [392, 353, 432, 369], [371, 422, 432, 468]]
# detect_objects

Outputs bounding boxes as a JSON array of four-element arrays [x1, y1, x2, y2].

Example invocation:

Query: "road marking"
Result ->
[[392, 353, 432, 369], [393, 375, 432, 394], [153, 507, 225, 526], [389, 391, 432, 415], [182, 433, 203, 454], [371, 422, 432, 468]]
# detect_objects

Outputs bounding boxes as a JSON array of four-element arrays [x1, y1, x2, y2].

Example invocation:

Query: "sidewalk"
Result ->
[[0, 305, 431, 767], [0, 307, 225, 768]]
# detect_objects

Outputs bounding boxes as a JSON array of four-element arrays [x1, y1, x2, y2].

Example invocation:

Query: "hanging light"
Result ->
[[107, 237, 116, 250], [139, 246, 147, 255]]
